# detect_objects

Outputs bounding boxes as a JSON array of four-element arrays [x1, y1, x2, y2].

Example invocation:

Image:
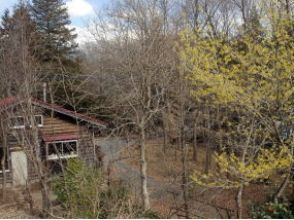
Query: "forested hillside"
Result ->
[[0, 0, 293, 219]]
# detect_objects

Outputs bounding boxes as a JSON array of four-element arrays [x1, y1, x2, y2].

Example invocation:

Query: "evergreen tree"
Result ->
[[0, 1, 36, 96], [31, 0, 77, 63], [0, 9, 12, 36], [30, 0, 81, 105], [13, 2, 35, 41], [0, 1, 35, 54]]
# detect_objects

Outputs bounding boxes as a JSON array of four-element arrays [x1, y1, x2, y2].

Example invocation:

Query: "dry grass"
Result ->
[[0, 182, 60, 219], [0, 188, 35, 218], [122, 140, 216, 182]]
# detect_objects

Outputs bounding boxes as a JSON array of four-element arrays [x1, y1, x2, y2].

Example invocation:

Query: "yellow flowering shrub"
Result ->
[[179, 6, 293, 190], [191, 146, 293, 189], [179, 17, 293, 109]]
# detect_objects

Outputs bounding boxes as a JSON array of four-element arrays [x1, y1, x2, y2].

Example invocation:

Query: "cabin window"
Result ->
[[34, 115, 44, 127], [47, 140, 78, 160], [0, 146, 9, 173], [10, 116, 25, 129], [10, 115, 43, 129]]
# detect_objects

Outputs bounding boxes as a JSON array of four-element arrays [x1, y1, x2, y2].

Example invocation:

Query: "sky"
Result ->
[[0, 0, 109, 44]]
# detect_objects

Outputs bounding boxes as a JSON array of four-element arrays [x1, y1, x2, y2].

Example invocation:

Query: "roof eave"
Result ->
[[32, 101, 107, 129]]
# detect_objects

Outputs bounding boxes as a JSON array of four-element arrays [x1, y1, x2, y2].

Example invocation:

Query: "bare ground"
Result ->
[[0, 189, 35, 218], [0, 205, 34, 219], [0, 183, 58, 219]]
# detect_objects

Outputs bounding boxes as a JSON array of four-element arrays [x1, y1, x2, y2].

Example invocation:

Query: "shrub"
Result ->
[[52, 159, 159, 218], [251, 200, 294, 219]]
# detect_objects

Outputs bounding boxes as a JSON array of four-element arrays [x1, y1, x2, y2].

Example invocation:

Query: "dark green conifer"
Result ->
[[31, 0, 77, 62]]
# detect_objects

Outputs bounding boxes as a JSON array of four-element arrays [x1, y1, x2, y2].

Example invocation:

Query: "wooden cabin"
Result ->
[[0, 96, 107, 186]]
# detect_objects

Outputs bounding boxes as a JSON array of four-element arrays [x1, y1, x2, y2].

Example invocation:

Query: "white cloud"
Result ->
[[66, 0, 94, 17], [71, 25, 95, 45]]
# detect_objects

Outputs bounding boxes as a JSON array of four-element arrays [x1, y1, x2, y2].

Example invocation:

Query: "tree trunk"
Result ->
[[30, 115, 51, 214], [193, 123, 198, 162], [106, 159, 113, 187], [24, 184, 34, 214], [140, 126, 150, 210], [1, 147, 7, 200], [1, 159, 7, 200], [236, 184, 244, 219], [180, 127, 190, 218], [1, 121, 7, 200], [204, 144, 210, 174], [285, 0, 290, 16], [48, 83, 54, 117], [163, 116, 168, 153], [274, 165, 293, 200], [40, 177, 51, 214], [204, 107, 211, 174]]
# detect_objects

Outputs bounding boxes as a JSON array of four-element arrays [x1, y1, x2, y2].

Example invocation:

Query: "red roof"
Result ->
[[32, 99, 107, 127], [42, 133, 80, 142], [0, 96, 17, 108], [0, 96, 107, 128]]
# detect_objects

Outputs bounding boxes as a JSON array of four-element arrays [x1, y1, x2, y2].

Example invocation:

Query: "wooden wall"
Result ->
[[40, 115, 79, 135], [1, 111, 98, 185], [40, 115, 96, 166]]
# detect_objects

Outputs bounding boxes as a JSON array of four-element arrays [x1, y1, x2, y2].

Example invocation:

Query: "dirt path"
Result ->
[[114, 160, 180, 199], [96, 137, 181, 199]]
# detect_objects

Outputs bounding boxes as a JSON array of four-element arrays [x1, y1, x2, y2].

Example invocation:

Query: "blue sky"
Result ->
[[0, 0, 108, 43]]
